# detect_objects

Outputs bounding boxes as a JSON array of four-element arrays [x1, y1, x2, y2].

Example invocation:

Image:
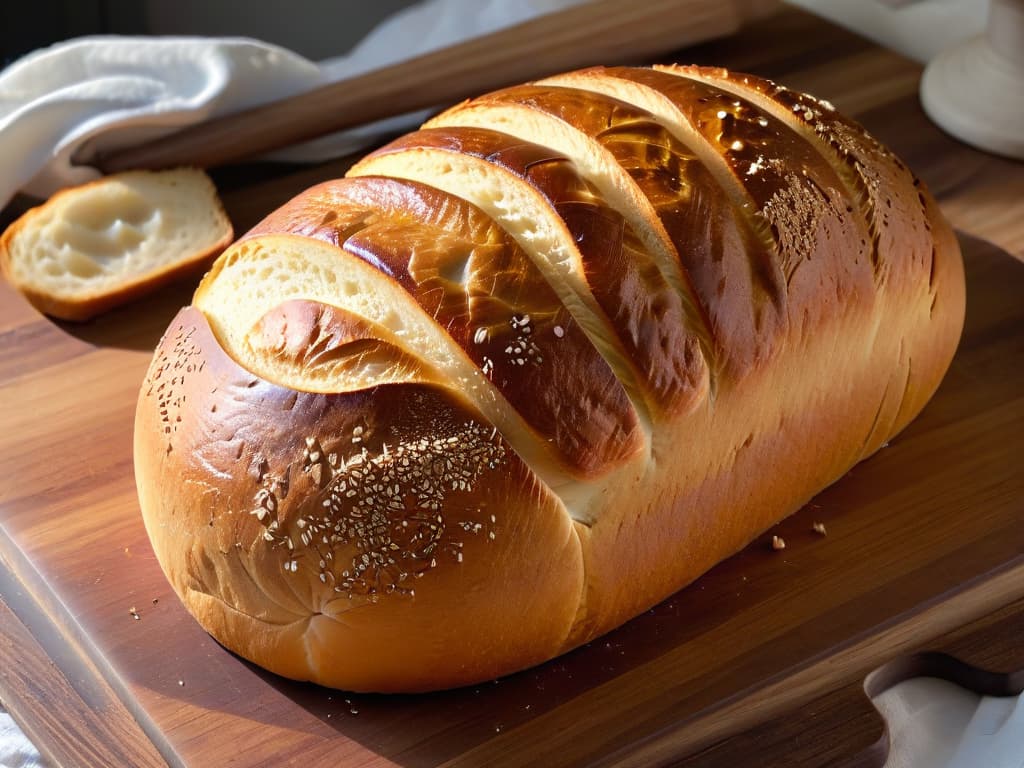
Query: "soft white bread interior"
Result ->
[[134, 65, 965, 693], [1, 168, 232, 321]]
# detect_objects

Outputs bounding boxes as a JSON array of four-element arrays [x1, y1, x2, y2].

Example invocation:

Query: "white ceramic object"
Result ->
[[873, 677, 1024, 768], [920, 0, 1024, 159]]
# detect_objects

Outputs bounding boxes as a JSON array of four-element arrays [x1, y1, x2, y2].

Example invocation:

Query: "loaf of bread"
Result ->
[[1, 169, 232, 321], [134, 65, 965, 693]]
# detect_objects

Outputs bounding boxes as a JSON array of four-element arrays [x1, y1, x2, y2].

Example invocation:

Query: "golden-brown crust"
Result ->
[[648, 64, 964, 445], [134, 66, 966, 693], [435, 82, 788, 378], [246, 176, 643, 477], [365, 127, 708, 418], [444, 84, 718, 326], [246, 299, 431, 386], [1, 248, 225, 322], [598, 68, 878, 336], [136, 307, 583, 692]]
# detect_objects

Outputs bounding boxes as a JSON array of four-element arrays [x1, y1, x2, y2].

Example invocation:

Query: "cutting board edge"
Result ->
[[0, 521, 179, 768], [592, 556, 1024, 767]]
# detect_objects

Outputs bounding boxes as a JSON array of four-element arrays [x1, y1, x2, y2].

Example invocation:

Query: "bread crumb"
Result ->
[[812, 522, 827, 536], [178, 680, 185, 687], [129, 606, 140, 620], [771, 535, 786, 551]]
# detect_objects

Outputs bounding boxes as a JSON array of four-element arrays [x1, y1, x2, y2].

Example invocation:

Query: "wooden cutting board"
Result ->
[[2, 10, 1023, 768]]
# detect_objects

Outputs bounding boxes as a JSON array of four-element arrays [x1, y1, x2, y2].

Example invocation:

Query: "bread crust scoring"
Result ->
[[134, 65, 965, 692]]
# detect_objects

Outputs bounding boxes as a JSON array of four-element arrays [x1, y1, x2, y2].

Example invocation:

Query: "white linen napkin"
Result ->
[[0, 0, 588, 210], [0, 708, 50, 768]]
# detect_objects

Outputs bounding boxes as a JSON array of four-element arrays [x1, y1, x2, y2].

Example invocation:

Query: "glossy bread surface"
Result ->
[[134, 64, 965, 692]]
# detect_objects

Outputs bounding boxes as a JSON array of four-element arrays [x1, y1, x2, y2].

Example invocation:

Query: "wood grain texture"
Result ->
[[0, 552, 169, 768], [682, 596, 1024, 768], [1, 8, 1023, 767]]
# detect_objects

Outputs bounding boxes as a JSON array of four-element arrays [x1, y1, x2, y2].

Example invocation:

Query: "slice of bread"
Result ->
[[0, 169, 233, 321]]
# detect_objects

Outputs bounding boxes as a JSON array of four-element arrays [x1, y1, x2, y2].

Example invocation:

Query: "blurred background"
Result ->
[[0, 0, 418, 65], [0, 0, 990, 68]]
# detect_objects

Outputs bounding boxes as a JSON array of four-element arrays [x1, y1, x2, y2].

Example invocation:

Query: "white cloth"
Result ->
[[874, 678, 1024, 767], [0, 0, 588, 210], [0, 708, 50, 768]]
